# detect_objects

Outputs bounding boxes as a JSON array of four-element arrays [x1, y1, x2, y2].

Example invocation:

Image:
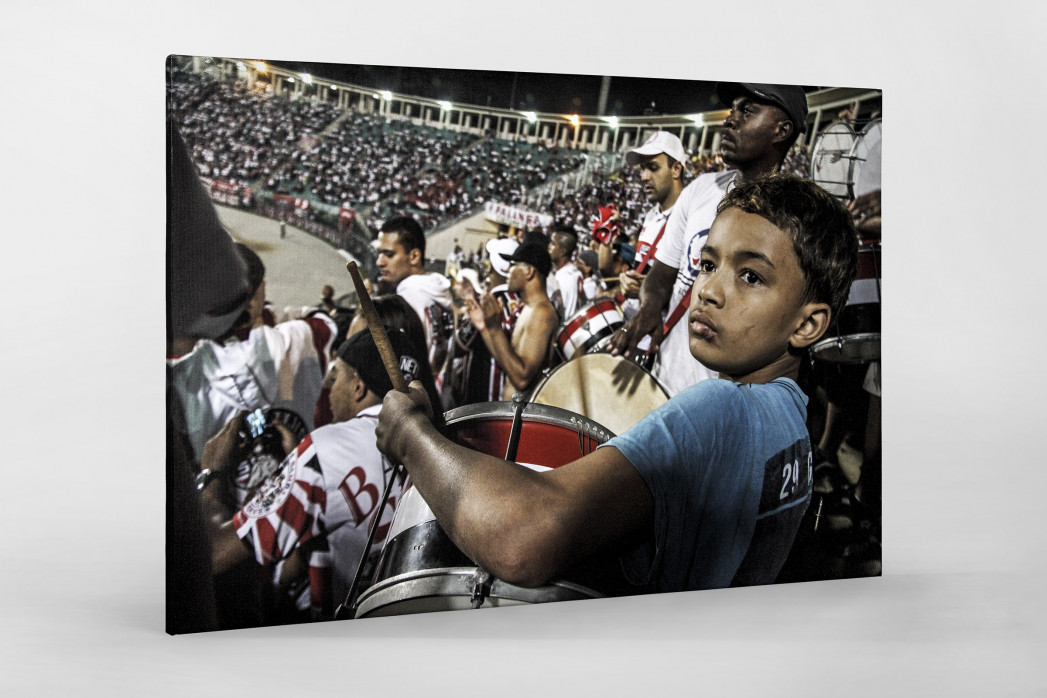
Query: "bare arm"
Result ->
[[197, 413, 262, 576], [608, 259, 677, 358], [848, 189, 881, 237], [376, 382, 653, 587], [468, 295, 556, 392]]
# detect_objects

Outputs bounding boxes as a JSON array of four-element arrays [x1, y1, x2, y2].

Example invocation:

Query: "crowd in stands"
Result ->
[[170, 75, 342, 189], [168, 71, 590, 235], [167, 69, 812, 247]]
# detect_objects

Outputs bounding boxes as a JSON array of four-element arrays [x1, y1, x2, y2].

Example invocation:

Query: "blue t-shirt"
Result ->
[[603, 377, 812, 593]]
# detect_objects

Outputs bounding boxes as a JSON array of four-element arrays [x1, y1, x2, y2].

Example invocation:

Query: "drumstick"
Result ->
[[345, 261, 409, 393]]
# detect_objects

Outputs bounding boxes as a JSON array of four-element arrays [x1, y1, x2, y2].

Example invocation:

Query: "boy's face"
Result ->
[[687, 207, 825, 384]]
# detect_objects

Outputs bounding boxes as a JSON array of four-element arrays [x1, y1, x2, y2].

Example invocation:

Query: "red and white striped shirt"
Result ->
[[233, 405, 398, 617]]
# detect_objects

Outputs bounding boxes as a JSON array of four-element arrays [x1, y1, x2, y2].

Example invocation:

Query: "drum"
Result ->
[[352, 402, 626, 619], [852, 118, 882, 201], [555, 299, 624, 361], [811, 241, 881, 364], [530, 353, 668, 436], [811, 119, 881, 201]]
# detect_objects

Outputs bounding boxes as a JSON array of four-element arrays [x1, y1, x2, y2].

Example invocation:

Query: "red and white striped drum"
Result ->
[[530, 353, 668, 437], [555, 299, 624, 361], [811, 240, 881, 364], [352, 402, 627, 619]]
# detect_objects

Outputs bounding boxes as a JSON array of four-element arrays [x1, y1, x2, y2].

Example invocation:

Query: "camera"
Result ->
[[234, 407, 308, 497]]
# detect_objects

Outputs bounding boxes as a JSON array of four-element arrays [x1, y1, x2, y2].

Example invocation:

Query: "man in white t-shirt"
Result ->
[[169, 243, 338, 468], [376, 215, 454, 378], [610, 83, 809, 396], [546, 227, 584, 320], [600, 131, 688, 358]]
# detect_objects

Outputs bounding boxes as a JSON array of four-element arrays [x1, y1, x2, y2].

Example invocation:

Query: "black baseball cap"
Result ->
[[335, 329, 424, 398], [499, 241, 552, 277], [716, 83, 809, 134]]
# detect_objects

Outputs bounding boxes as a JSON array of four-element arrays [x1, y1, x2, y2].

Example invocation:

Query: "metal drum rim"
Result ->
[[444, 401, 615, 442], [354, 566, 607, 618]]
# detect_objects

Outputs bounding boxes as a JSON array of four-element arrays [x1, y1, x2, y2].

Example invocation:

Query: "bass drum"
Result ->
[[811, 118, 881, 201], [530, 353, 668, 437], [811, 120, 859, 199], [852, 118, 882, 201], [352, 402, 629, 619]]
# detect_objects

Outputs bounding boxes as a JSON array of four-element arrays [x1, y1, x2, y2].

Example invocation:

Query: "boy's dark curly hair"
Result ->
[[718, 173, 859, 324]]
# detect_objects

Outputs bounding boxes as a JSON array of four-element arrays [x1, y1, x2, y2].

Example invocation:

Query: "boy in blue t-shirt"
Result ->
[[376, 174, 859, 593]]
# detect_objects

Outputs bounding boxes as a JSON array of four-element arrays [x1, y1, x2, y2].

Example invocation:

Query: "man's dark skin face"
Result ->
[[719, 96, 792, 172]]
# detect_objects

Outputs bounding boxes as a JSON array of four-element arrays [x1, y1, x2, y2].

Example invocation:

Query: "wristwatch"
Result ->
[[195, 468, 220, 491]]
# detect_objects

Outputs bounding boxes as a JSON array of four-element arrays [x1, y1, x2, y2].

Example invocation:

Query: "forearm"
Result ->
[[395, 416, 560, 584], [377, 385, 653, 587], [636, 260, 675, 317], [200, 481, 252, 575], [200, 477, 236, 529], [479, 325, 538, 391]]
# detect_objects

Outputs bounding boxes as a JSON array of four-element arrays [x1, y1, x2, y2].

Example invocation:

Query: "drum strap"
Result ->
[[635, 218, 668, 275], [662, 285, 693, 338], [611, 218, 667, 310]]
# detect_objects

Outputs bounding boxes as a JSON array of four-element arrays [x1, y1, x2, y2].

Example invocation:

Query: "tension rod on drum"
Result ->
[[504, 392, 527, 462], [470, 568, 494, 609]]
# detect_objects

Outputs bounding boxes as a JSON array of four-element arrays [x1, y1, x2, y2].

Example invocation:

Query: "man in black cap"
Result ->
[[198, 330, 433, 621], [465, 240, 557, 396], [610, 82, 808, 396]]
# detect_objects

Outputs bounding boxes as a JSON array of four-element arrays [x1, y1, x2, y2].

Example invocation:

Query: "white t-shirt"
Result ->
[[551, 260, 584, 320], [168, 315, 338, 462], [582, 275, 600, 302], [623, 202, 675, 322], [397, 272, 454, 359], [651, 170, 736, 396], [634, 202, 674, 272]]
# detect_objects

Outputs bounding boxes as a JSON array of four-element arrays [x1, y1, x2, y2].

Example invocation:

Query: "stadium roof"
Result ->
[[266, 60, 839, 117]]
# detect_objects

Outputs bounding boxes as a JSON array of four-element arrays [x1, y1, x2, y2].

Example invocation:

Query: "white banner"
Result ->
[[483, 201, 552, 230]]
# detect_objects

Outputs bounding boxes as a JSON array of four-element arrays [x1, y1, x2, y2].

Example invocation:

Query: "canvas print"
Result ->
[[166, 55, 882, 634]]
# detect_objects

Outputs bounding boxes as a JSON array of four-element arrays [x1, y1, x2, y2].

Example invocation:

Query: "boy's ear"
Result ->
[[408, 247, 422, 266], [789, 302, 832, 349]]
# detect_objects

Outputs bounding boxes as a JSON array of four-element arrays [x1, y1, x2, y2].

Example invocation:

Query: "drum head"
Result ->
[[853, 118, 882, 199], [812, 120, 859, 199], [530, 353, 668, 436], [443, 401, 613, 467]]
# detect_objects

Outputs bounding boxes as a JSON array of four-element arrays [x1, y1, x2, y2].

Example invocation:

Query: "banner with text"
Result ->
[[483, 202, 552, 230]]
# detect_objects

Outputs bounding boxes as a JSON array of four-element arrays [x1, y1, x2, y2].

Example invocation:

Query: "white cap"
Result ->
[[625, 131, 687, 166], [486, 238, 519, 277], [456, 267, 480, 290]]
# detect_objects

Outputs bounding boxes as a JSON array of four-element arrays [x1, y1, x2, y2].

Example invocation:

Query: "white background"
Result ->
[[1, 1, 1044, 695]]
